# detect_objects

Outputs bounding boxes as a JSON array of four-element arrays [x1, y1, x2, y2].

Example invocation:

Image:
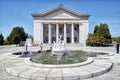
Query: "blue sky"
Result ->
[[0, 0, 120, 38]]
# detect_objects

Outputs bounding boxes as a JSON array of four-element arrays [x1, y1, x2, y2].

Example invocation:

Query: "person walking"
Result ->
[[25, 42, 28, 51], [116, 43, 119, 53], [40, 43, 43, 51]]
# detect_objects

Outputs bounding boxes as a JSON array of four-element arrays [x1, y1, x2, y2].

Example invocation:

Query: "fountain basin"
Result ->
[[4, 50, 113, 80], [24, 57, 93, 68]]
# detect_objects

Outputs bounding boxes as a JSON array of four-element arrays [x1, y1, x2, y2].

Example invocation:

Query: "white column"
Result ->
[[79, 22, 86, 46], [48, 23, 51, 44], [79, 23, 82, 43], [56, 23, 59, 42], [71, 23, 74, 44], [64, 23, 66, 43], [33, 22, 41, 43], [41, 23, 43, 43]]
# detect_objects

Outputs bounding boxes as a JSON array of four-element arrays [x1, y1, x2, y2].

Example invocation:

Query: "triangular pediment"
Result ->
[[32, 5, 90, 20], [44, 9, 80, 19]]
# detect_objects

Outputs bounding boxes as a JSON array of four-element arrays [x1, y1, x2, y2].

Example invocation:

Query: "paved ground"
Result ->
[[0, 45, 120, 80]]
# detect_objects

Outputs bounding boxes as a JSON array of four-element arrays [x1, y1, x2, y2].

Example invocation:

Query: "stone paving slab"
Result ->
[[62, 68, 80, 80], [81, 65, 103, 77], [5, 62, 26, 68], [0, 72, 20, 80], [110, 70, 120, 78], [7, 65, 33, 76], [47, 68, 62, 80], [71, 67, 92, 79], [0, 67, 5, 72], [31, 68, 51, 80], [19, 67, 41, 79], [0, 62, 5, 66], [92, 61, 112, 68]]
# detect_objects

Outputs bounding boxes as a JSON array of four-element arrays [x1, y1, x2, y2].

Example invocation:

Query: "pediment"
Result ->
[[44, 9, 80, 19], [32, 5, 90, 20]]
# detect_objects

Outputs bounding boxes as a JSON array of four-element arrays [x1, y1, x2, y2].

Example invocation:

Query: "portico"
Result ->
[[42, 23, 80, 44], [32, 5, 90, 46]]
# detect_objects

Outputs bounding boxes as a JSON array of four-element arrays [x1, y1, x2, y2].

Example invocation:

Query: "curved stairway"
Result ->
[[2, 53, 112, 80]]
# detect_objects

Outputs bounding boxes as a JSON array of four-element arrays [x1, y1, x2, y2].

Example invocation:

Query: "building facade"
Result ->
[[32, 5, 90, 46]]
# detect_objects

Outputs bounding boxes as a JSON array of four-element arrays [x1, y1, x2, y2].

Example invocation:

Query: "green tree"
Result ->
[[96, 23, 112, 43], [0, 33, 4, 45], [3, 39, 10, 45], [7, 26, 28, 44], [86, 33, 105, 46], [86, 23, 112, 46], [94, 25, 99, 33], [116, 37, 120, 43]]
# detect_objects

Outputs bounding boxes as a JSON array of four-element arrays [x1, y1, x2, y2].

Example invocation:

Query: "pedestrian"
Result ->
[[26, 44, 28, 51], [40, 43, 43, 51], [116, 43, 119, 53], [25, 42, 28, 51]]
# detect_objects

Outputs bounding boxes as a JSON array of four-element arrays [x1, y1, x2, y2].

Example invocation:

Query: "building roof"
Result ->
[[31, 4, 90, 18]]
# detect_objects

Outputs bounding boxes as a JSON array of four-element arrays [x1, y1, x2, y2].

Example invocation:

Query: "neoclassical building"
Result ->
[[32, 5, 90, 46]]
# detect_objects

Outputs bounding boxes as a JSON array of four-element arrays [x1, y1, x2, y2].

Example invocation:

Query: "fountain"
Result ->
[[29, 35, 88, 64], [8, 35, 113, 80], [52, 35, 66, 56]]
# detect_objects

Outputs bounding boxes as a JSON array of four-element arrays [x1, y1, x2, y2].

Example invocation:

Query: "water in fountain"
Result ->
[[50, 35, 67, 64], [52, 35, 66, 56], [22, 35, 87, 64]]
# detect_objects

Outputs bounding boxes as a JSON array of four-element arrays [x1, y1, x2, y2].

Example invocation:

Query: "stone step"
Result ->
[[5, 59, 113, 80]]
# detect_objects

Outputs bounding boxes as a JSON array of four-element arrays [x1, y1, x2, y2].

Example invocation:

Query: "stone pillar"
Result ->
[[56, 23, 59, 42], [33, 22, 41, 43], [71, 23, 74, 44], [48, 23, 51, 44], [64, 23, 66, 43], [79, 23, 82, 43], [41, 23, 43, 43]]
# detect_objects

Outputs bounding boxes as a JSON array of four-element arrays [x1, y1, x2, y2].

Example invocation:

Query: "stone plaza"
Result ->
[[0, 45, 120, 80]]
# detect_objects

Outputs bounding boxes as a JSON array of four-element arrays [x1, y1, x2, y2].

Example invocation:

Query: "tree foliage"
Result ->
[[94, 25, 99, 33], [86, 33, 105, 46], [96, 23, 111, 40], [86, 23, 112, 46], [3, 39, 10, 45], [7, 26, 28, 44], [112, 37, 120, 43], [0, 33, 4, 45]]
